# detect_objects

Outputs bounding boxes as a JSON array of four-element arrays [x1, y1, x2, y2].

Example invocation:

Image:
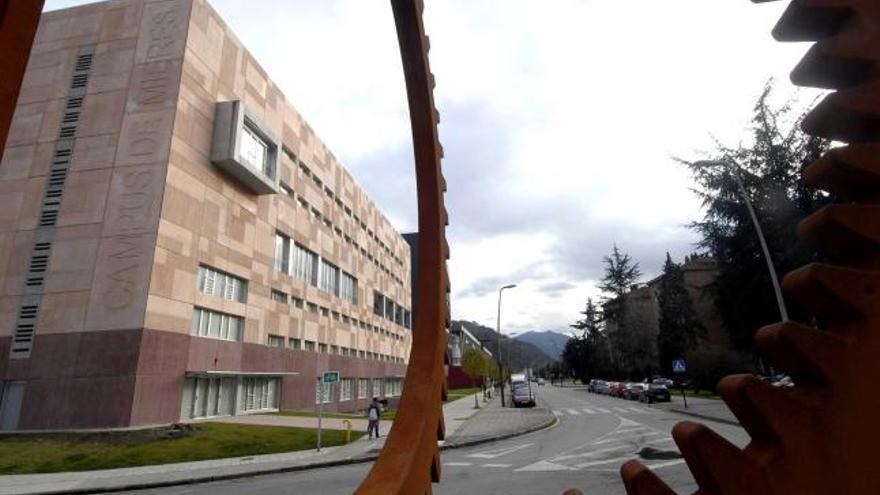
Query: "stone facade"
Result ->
[[0, 0, 411, 430]]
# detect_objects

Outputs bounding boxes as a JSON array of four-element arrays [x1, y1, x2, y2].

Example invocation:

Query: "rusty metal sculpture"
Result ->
[[0, 0, 44, 153], [354, 0, 450, 493], [609, 1, 880, 494]]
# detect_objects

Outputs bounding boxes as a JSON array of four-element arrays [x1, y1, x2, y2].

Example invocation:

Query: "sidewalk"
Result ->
[[652, 394, 740, 426], [0, 392, 554, 495]]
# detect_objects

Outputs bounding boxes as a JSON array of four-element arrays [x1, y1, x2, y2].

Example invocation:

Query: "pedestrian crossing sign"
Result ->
[[672, 359, 686, 373]]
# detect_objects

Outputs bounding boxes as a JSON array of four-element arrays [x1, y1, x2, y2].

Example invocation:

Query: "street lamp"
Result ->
[[496, 283, 516, 407], [696, 158, 789, 323]]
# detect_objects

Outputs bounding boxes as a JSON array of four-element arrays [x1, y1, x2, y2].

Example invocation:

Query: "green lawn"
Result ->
[[446, 387, 480, 403], [0, 422, 362, 475], [273, 408, 397, 421]]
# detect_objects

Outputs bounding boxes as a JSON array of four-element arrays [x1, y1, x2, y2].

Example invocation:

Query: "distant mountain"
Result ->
[[514, 331, 569, 361], [451, 320, 555, 371]]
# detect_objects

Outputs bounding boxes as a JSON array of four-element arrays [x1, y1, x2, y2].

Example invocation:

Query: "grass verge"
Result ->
[[273, 408, 397, 421], [0, 422, 363, 475], [445, 387, 480, 403]]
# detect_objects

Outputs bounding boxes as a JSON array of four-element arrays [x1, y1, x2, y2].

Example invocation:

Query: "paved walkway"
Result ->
[[213, 412, 379, 432], [0, 392, 554, 495]]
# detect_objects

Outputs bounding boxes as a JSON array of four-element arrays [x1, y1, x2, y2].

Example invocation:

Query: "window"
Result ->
[[373, 378, 383, 398], [340, 272, 358, 305], [289, 338, 301, 350], [331, 310, 340, 321], [306, 302, 319, 314], [341, 378, 353, 401], [320, 306, 329, 317], [241, 121, 273, 178], [404, 310, 412, 329], [385, 299, 395, 321], [304, 340, 315, 352], [386, 378, 403, 397], [267, 334, 284, 347], [319, 260, 340, 295], [292, 243, 318, 285], [359, 378, 369, 399], [280, 182, 294, 198], [315, 378, 333, 404], [318, 343, 328, 354], [191, 307, 243, 342], [373, 291, 385, 317], [358, 350, 365, 359], [271, 289, 288, 304], [197, 265, 247, 302], [274, 232, 290, 274], [330, 345, 339, 355], [291, 296, 304, 309]]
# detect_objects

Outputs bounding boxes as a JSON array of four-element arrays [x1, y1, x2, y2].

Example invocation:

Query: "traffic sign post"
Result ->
[[673, 359, 688, 409], [317, 371, 340, 452]]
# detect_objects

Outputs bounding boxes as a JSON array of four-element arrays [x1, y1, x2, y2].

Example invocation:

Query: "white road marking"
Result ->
[[515, 460, 574, 472], [646, 459, 686, 470], [553, 410, 564, 417], [628, 407, 650, 414], [596, 408, 612, 414], [467, 443, 533, 459], [574, 455, 637, 469], [582, 408, 596, 414], [483, 463, 513, 468], [444, 462, 473, 467], [566, 408, 580, 416], [613, 407, 631, 413]]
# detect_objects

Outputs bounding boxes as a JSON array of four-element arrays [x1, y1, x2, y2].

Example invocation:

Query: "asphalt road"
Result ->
[[122, 385, 749, 495]]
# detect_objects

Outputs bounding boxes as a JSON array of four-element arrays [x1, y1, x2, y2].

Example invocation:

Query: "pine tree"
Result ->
[[656, 253, 703, 375], [598, 245, 642, 299], [681, 81, 832, 354]]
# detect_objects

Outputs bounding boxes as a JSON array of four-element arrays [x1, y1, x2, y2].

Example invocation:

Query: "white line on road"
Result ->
[[596, 408, 612, 414], [444, 462, 473, 467], [646, 459, 686, 470], [573, 455, 638, 469], [553, 410, 564, 417], [628, 407, 651, 414], [467, 443, 533, 459], [482, 463, 512, 468], [582, 408, 596, 414], [566, 408, 580, 416]]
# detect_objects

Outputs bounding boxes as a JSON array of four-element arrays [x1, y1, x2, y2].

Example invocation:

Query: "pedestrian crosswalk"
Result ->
[[551, 406, 657, 416]]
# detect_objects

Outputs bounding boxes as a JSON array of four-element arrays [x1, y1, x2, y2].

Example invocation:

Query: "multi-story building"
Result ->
[[446, 323, 492, 390], [0, 0, 412, 430]]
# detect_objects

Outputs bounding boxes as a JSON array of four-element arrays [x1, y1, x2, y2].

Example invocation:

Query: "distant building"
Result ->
[[0, 0, 412, 430], [446, 323, 493, 389]]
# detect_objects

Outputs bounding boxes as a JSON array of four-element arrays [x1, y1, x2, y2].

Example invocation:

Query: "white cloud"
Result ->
[[45, 0, 825, 334]]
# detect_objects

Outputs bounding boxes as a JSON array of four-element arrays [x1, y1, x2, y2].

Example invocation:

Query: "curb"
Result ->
[[669, 408, 740, 427], [18, 407, 559, 495]]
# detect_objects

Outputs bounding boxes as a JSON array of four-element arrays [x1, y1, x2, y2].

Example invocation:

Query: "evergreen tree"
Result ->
[[681, 81, 831, 354], [656, 253, 703, 375], [598, 245, 642, 300], [564, 298, 611, 382]]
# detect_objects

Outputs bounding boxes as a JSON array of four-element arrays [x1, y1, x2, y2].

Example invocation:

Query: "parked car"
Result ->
[[589, 379, 607, 394], [624, 383, 645, 400], [652, 377, 674, 388], [640, 383, 671, 403], [512, 384, 536, 407], [609, 382, 627, 398], [537, 378, 546, 386]]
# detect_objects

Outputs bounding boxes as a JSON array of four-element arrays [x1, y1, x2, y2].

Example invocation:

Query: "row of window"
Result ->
[[283, 149, 405, 269], [373, 291, 412, 329], [277, 153, 406, 287], [316, 377, 404, 404], [267, 333, 405, 363], [269, 288, 406, 342], [274, 232, 359, 305], [197, 265, 247, 303], [191, 307, 244, 341]]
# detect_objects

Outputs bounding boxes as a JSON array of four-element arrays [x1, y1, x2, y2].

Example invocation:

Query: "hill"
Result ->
[[513, 330, 569, 361], [450, 320, 554, 371]]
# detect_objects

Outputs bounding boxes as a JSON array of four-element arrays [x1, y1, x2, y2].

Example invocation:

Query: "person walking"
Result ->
[[367, 397, 381, 439]]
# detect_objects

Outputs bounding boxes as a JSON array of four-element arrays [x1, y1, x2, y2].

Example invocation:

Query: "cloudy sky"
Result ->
[[48, 0, 821, 335]]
